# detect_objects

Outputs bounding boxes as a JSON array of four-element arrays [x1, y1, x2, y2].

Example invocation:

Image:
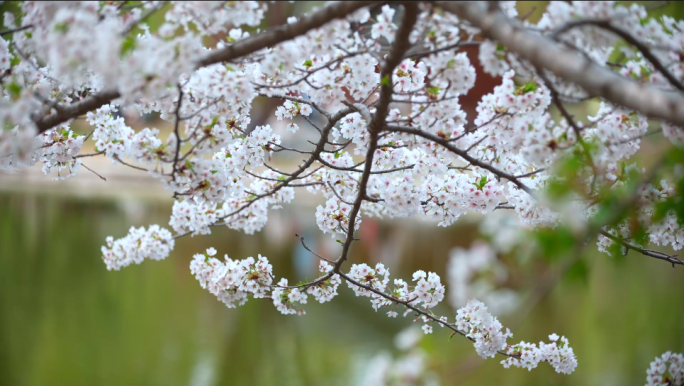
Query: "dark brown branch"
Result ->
[[0, 25, 32, 36], [295, 234, 336, 264], [34, 1, 373, 134], [198, 1, 373, 67], [80, 162, 107, 181], [334, 3, 419, 270], [336, 270, 518, 360], [112, 155, 151, 172], [513, 168, 545, 179], [171, 86, 184, 181], [35, 90, 122, 133], [386, 124, 536, 196], [404, 41, 481, 60], [599, 230, 684, 267], [218, 107, 353, 221]]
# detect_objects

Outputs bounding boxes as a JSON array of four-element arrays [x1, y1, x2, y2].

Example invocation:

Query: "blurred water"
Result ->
[[0, 192, 683, 386]]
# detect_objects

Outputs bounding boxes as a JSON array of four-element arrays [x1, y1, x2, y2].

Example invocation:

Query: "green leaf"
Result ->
[[303, 59, 313, 68], [427, 86, 441, 96], [522, 81, 537, 94], [120, 35, 137, 57], [336, 239, 344, 245], [225, 64, 236, 72], [7, 82, 21, 98], [606, 239, 626, 263], [535, 226, 576, 261], [381, 74, 391, 87], [633, 227, 650, 246], [207, 116, 220, 129], [565, 259, 589, 284], [334, 151, 341, 159], [54, 22, 69, 33], [227, 36, 236, 43], [473, 176, 488, 190], [10, 56, 20, 67], [496, 44, 505, 52]]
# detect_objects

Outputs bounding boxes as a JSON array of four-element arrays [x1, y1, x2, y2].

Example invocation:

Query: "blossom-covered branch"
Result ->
[[33, 1, 373, 134], [436, 1, 684, 126], [5, 2, 684, 379]]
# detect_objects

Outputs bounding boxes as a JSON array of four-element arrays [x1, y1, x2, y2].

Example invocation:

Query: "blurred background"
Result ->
[[1, 1, 684, 386]]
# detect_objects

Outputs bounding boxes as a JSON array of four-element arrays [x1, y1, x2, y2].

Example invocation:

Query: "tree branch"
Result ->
[[551, 19, 684, 92], [599, 230, 684, 267], [386, 124, 536, 196], [198, 1, 372, 67], [33, 1, 373, 134], [436, 1, 684, 126], [334, 3, 419, 270]]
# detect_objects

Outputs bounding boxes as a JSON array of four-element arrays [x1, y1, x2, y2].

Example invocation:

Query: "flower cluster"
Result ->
[[271, 278, 308, 316], [344, 264, 445, 324], [501, 334, 578, 374], [101, 225, 175, 271], [169, 200, 224, 236], [37, 125, 84, 180], [645, 351, 684, 386], [271, 261, 341, 316], [422, 172, 506, 227], [453, 300, 578, 374], [86, 105, 134, 160], [455, 299, 512, 359], [306, 261, 342, 304], [345, 263, 391, 302], [274, 99, 313, 133], [315, 198, 358, 237], [189, 248, 273, 308], [410, 270, 446, 311]]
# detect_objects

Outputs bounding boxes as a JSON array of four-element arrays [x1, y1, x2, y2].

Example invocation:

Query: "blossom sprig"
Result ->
[[645, 351, 684, 386], [340, 268, 576, 374], [37, 125, 85, 180], [189, 248, 273, 308], [271, 261, 342, 315], [274, 99, 313, 133], [101, 225, 175, 271]]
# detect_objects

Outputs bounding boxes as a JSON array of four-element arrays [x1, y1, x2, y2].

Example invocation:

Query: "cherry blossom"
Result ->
[[645, 351, 684, 386]]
